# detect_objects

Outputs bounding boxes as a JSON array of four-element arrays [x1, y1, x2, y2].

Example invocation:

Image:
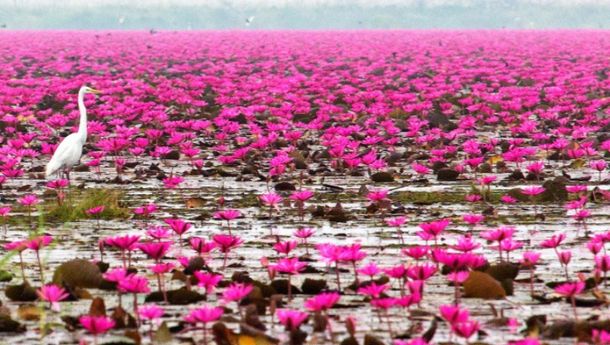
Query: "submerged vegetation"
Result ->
[[44, 188, 129, 223]]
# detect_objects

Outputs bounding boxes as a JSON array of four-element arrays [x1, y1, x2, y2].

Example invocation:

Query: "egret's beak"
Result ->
[[89, 88, 102, 94]]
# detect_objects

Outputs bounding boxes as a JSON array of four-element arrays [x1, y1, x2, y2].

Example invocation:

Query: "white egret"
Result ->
[[45, 86, 101, 181]]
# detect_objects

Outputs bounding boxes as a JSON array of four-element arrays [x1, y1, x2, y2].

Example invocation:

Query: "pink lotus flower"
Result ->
[[138, 305, 164, 321], [386, 216, 407, 227], [452, 236, 481, 252], [540, 233, 566, 249], [162, 175, 184, 189], [521, 186, 545, 196], [304, 292, 340, 311], [80, 315, 115, 336], [439, 304, 470, 324], [526, 161, 545, 175], [276, 309, 308, 331], [260, 192, 283, 207], [406, 263, 437, 281], [478, 175, 496, 185], [401, 246, 429, 261], [118, 274, 150, 294], [146, 226, 171, 240], [271, 257, 307, 300], [190, 237, 217, 256], [3, 240, 27, 252], [357, 282, 388, 299], [27, 235, 53, 282], [418, 219, 451, 245], [184, 305, 223, 324], [138, 241, 172, 261], [293, 227, 315, 254], [0, 206, 10, 218], [273, 240, 298, 255], [46, 179, 69, 189], [19, 194, 40, 207], [566, 185, 587, 193], [150, 262, 175, 274], [184, 305, 224, 344], [164, 217, 191, 247], [358, 262, 381, 278], [592, 329, 610, 345], [590, 159, 607, 172], [193, 271, 223, 294], [412, 162, 430, 175], [555, 281, 585, 319], [260, 192, 283, 218], [451, 320, 480, 341], [213, 209, 241, 234], [105, 234, 140, 253], [290, 189, 314, 202], [465, 194, 482, 203], [26, 235, 53, 251], [103, 268, 128, 283], [290, 189, 314, 219], [521, 251, 541, 267], [212, 234, 243, 269], [164, 218, 191, 236], [462, 213, 484, 226], [37, 284, 69, 312], [86, 205, 105, 216], [213, 209, 241, 221], [367, 189, 388, 203], [222, 282, 253, 302], [500, 195, 518, 204], [133, 203, 157, 217]]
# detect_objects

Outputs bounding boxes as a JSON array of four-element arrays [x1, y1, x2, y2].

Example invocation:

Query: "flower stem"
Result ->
[[36, 251, 44, 283]]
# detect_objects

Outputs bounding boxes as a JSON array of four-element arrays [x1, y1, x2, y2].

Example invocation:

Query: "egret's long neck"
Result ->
[[77, 90, 87, 142]]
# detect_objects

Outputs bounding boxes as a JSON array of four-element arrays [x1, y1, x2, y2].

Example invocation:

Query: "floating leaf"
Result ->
[[484, 262, 519, 281], [153, 321, 173, 343], [0, 315, 25, 333], [52, 259, 103, 289], [89, 297, 106, 316], [463, 271, 506, 299], [5, 282, 37, 302], [17, 305, 42, 321], [186, 197, 205, 209]]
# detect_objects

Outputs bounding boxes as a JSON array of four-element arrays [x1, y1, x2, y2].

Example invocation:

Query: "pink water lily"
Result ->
[[554, 281, 585, 320], [271, 257, 307, 300], [80, 315, 115, 344], [212, 234, 243, 269], [214, 209, 241, 234], [37, 284, 69, 312], [260, 192, 283, 218], [184, 306, 223, 344], [276, 309, 309, 331]]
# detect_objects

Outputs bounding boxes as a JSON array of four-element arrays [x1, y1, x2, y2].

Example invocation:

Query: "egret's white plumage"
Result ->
[[45, 86, 100, 180]]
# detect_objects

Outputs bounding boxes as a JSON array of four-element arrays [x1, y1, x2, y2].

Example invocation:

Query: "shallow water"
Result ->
[[1, 156, 608, 345]]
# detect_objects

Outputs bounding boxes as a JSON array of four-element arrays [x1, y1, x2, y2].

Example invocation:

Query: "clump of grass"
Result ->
[[45, 188, 129, 222]]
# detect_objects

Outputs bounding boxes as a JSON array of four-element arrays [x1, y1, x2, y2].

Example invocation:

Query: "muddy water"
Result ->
[[1, 158, 609, 345]]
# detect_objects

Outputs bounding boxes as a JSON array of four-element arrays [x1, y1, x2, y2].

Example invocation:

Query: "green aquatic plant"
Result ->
[[45, 188, 129, 223]]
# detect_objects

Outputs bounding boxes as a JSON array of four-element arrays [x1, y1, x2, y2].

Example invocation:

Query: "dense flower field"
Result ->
[[1, 30, 610, 345]]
